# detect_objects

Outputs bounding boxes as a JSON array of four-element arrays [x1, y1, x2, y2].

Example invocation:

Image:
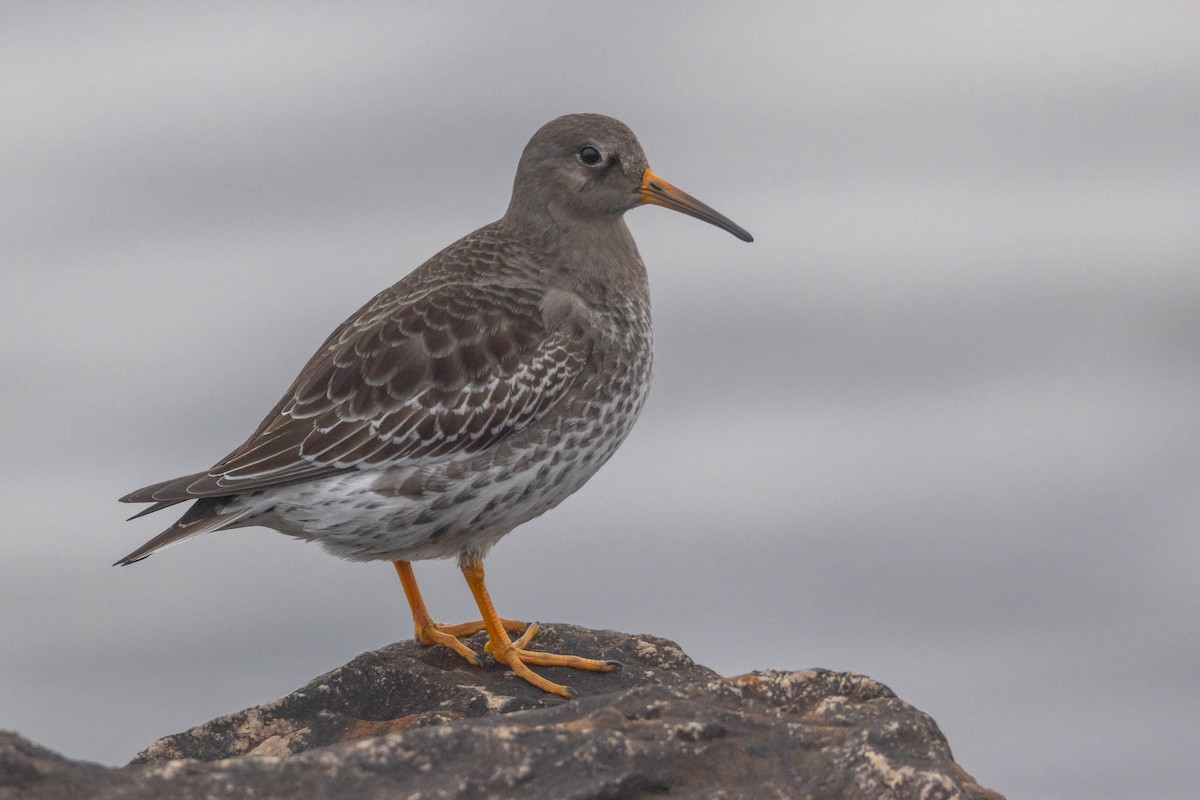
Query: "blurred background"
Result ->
[[2, 3, 1197, 798]]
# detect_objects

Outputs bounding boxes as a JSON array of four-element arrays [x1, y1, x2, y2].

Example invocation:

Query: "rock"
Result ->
[[0, 625, 1003, 799], [0, 733, 110, 800], [132, 625, 717, 763]]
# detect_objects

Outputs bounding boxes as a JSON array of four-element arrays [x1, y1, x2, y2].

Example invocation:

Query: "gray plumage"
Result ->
[[117, 113, 751, 570]]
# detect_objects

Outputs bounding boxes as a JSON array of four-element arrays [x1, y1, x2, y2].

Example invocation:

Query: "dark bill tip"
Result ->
[[640, 169, 753, 243]]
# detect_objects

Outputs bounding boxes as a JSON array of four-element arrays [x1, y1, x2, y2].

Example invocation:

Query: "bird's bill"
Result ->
[[640, 168, 753, 242]]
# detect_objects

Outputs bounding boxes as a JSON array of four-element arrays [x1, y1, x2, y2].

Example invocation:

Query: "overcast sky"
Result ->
[[2, 3, 1198, 798]]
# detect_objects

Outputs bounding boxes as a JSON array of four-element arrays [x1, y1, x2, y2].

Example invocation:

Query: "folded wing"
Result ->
[[121, 280, 589, 504]]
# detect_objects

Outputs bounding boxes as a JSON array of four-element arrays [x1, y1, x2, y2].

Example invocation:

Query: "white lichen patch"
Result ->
[[463, 683, 515, 712], [247, 734, 293, 757], [634, 639, 658, 660], [141, 758, 195, 780], [669, 721, 710, 740], [487, 756, 534, 786], [232, 711, 298, 755], [863, 748, 961, 799], [812, 695, 850, 717], [769, 669, 819, 687], [660, 642, 685, 657], [484, 723, 522, 742]]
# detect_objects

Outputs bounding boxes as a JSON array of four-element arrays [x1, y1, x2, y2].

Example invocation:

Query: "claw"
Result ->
[[510, 622, 540, 650]]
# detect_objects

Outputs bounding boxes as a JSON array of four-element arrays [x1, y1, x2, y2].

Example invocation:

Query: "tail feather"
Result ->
[[114, 501, 255, 566], [119, 471, 212, 504], [125, 499, 187, 521]]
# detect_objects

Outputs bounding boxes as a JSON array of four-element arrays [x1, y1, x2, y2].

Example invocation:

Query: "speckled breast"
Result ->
[[420, 296, 655, 560], [262, 297, 654, 563]]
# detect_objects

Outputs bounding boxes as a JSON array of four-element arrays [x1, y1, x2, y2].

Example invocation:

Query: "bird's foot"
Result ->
[[456, 555, 614, 697], [487, 629, 615, 698], [394, 561, 529, 666], [412, 616, 527, 666]]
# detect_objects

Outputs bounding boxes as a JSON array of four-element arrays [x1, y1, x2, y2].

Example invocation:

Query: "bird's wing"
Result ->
[[121, 279, 590, 503]]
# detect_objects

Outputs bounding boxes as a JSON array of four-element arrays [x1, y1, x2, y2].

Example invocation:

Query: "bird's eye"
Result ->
[[578, 146, 602, 166]]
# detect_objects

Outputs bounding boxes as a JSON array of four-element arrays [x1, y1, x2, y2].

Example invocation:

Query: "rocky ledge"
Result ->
[[1, 625, 1003, 799]]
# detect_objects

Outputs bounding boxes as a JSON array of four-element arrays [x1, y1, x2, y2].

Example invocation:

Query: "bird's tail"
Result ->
[[114, 499, 255, 566]]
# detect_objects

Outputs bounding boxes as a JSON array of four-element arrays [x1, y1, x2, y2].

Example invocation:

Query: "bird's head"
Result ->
[[507, 113, 752, 243]]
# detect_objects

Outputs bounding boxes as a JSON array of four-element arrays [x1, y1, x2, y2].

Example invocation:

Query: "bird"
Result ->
[[117, 113, 753, 697]]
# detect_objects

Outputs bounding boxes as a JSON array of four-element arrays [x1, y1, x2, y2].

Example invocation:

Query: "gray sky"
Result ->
[[3, 3, 1198, 798]]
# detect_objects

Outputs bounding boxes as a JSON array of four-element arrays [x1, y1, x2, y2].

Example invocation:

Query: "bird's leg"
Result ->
[[393, 560, 480, 664], [391, 560, 525, 666], [458, 554, 614, 697]]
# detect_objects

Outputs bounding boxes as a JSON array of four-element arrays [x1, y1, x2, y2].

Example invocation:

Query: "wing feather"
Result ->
[[121, 277, 589, 504]]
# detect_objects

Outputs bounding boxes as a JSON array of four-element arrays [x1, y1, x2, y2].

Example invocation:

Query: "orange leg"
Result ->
[[392, 561, 526, 666], [458, 554, 613, 697]]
